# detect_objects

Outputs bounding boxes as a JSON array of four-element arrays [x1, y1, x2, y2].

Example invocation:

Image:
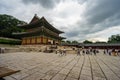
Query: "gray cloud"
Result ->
[[1, 0, 120, 42], [65, 31, 79, 37], [68, 0, 120, 41], [41, 0, 120, 41], [77, 0, 88, 4], [0, 1, 14, 14], [84, 0, 120, 25], [22, 0, 60, 9]]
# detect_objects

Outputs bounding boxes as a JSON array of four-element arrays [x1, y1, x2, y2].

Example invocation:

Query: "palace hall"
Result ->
[[14, 14, 65, 45]]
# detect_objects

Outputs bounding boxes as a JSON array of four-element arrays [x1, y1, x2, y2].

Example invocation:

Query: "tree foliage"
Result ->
[[95, 41, 106, 43], [0, 14, 26, 38], [66, 40, 71, 44], [83, 40, 93, 44], [108, 34, 120, 43], [72, 40, 79, 44], [0, 38, 21, 45]]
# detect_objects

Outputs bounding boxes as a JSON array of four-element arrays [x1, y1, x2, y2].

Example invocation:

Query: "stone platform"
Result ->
[[0, 51, 120, 80]]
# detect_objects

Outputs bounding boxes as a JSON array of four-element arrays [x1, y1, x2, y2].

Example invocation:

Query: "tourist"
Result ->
[[86, 49, 90, 55], [103, 49, 106, 54], [63, 47, 66, 56], [96, 49, 99, 53], [59, 49, 63, 56], [90, 48, 93, 55], [106, 48, 109, 54], [77, 48, 81, 56], [111, 49, 115, 56], [88, 47, 92, 55], [55, 50, 58, 54], [86, 49, 88, 54], [82, 49, 85, 55], [117, 49, 120, 56], [108, 49, 111, 56], [112, 49, 117, 56], [93, 49, 96, 55]]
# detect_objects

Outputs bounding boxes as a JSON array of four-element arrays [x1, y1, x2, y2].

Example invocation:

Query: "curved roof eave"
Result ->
[[18, 16, 64, 34], [40, 17, 64, 34]]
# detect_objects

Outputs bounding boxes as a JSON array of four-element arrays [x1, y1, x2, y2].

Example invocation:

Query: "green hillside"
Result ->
[[0, 14, 26, 38]]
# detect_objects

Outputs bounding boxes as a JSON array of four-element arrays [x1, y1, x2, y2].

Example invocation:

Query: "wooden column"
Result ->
[[24, 39, 27, 45], [41, 37, 43, 44], [46, 38, 48, 44], [35, 37, 37, 44], [30, 38, 32, 45]]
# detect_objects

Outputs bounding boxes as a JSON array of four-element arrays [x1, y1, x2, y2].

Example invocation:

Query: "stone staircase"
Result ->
[[0, 44, 55, 53], [0, 44, 77, 54]]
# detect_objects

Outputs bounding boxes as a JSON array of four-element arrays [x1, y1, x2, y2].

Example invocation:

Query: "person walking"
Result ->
[[117, 49, 120, 56], [93, 49, 96, 55], [108, 49, 111, 56], [82, 49, 85, 55], [103, 49, 106, 54], [63, 47, 66, 56], [77, 48, 81, 56], [59, 49, 63, 56]]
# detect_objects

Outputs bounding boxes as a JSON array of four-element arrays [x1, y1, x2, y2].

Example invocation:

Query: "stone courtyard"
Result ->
[[0, 51, 120, 80]]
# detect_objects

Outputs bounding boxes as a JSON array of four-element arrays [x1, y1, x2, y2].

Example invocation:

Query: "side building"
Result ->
[[62, 43, 120, 49], [13, 14, 65, 45]]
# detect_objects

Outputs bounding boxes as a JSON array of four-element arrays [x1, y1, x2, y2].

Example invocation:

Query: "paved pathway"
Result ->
[[0, 51, 120, 80]]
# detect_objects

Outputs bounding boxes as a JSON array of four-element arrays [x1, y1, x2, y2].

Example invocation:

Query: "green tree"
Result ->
[[95, 41, 106, 43], [0, 14, 26, 38], [83, 40, 93, 44], [108, 34, 120, 43], [61, 40, 65, 43], [66, 40, 71, 44], [72, 40, 79, 44]]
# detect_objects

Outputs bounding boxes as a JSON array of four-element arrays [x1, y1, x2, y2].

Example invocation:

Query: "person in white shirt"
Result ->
[[63, 47, 66, 56]]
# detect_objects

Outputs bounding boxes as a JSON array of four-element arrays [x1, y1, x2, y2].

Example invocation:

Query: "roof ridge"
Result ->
[[29, 14, 40, 24]]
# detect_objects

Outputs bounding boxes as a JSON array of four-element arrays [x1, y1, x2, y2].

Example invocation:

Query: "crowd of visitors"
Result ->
[[56, 47, 67, 56], [55, 47, 120, 57], [1, 46, 120, 57], [104, 48, 120, 56], [76, 48, 99, 56]]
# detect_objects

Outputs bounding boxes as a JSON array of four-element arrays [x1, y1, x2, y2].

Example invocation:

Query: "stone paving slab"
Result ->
[[0, 51, 120, 80], [0, 67, 20, 78]]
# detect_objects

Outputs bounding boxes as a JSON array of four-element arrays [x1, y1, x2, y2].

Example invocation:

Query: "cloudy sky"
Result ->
[[0, 0, 120, 42]]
